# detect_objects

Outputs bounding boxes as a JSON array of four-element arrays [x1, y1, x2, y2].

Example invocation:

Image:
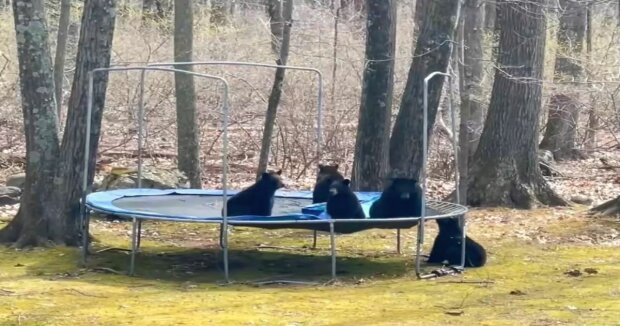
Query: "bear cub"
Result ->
[[326, 179, 365, 219], [224, 170, 285, 217], [312, 164, 345, 204], [427, 217, 487, 268], [369, 178, 423, 219]]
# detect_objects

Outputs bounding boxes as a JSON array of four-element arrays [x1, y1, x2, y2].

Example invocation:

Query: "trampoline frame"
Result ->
[[80, 61, 467, 282]]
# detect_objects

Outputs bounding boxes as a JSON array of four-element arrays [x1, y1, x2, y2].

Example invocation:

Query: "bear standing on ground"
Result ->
[[369, 178, 423, 220], [326, 179, 365, 219], [312, 164, 345, 204], [224, 170, 285, 216], [427, 217, 487, 268]]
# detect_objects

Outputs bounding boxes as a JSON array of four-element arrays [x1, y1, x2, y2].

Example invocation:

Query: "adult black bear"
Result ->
[[224, 170, 285, 217], [369, 178, 422, 219], [427, 217, 487, 268], [326, 179, 365, 219], [312, 164, 345, 204]]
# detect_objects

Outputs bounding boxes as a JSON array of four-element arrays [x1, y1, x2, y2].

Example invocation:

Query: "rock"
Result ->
[[94, 166, 190, 191], [6, 173, 26, 189], [571, 195, 593, 205], [0, 186, 21, 206]]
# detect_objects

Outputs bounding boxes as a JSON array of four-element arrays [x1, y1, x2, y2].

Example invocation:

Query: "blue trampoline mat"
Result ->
[[85, 188, 382, 224]]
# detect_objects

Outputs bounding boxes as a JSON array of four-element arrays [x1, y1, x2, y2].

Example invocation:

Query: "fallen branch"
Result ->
[[589, 195, 620, 217]]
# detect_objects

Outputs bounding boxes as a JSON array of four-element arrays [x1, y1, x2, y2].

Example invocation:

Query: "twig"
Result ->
[[65, 288, 108, 298]]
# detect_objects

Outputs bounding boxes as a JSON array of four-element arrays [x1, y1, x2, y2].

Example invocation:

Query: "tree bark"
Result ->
[[49, 0, 118, 246], [210, 0, 231, 27], [388, 0, 460, 179], [467, 0, 567, 209], [351, 0, 396, 191], [174, 0, 201, 189], [539, 0, 587, 161], [266, 0, 283, 55], [256, 0, 292, 179], [484, 0, 495, 32], [457, 0, 485, 204], [0, 0, 61, 246], [53, 0, 72, 120]]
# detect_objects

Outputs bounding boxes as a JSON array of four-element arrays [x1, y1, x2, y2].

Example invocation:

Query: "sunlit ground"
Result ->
[[1, 207, 619, 325]]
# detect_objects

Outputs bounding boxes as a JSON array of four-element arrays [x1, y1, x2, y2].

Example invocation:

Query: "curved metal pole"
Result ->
[[416, 71, 458, 278], [83, 66, 230, 280], [80, 72, 95, 265]]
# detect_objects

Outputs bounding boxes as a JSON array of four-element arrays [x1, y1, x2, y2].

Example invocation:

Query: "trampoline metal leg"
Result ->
[[396, 229, 401, 254], [329, 222, 336, 281], [312, 230, 317, 249], [129, 217, 139, 276], [460, 215, 467, 270], [222, 222, 230, 283], [415, 222, 424, 279], [81, 210, 91, 266], [136, 219, 143, 251]]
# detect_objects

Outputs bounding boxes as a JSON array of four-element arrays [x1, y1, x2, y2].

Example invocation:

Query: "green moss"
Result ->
[[1, 214, 620, 325]]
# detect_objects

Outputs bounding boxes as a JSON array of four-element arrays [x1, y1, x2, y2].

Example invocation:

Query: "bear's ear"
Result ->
[[275, 169, 282, 175], [261, 172, 270, 179], [343, 179, 351, 186], [334, 163, 339, 169]]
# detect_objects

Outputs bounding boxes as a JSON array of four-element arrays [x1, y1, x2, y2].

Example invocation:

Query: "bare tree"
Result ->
[[457, 0, 486, 204], [467, 0, 567, 208], [266, 0, 283, 55], [539, 0, 587, 160], [351, 0, 396, 191], [54, 0, 72, 119], [0, 0, 117, 246], [388, 0, 460, 179], [210, 0, 231, 26], [174, 0, 201, 188], [256, 0, 293, 178]]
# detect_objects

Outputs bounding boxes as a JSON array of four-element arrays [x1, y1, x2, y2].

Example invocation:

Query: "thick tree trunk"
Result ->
[[467, 0, 567, 208], [174, 0, 201, 188], [484, 0, 495, 32], [51, 0, 118, 246], [388, 0, 460, 179], [0, 0, 61, 246], [210, 0, 231, 27], [53, 0, 72, 120], [540, 0, 587, 161], [256, 0, 292, 179], [457, 0, 485, 204], [266, 0, 283, 55], [351, 0, 396, 191]]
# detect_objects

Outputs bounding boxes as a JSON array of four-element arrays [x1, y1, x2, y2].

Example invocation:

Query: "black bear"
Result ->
[[312, 164, 345, 204], [223, 170, 285, 216], [369, 178, 423, 219], [326, 179, 365, 219], [427, 217, 487, 268]]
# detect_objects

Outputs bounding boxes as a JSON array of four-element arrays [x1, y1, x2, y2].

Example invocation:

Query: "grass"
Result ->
[[1, 208, 619, 325]]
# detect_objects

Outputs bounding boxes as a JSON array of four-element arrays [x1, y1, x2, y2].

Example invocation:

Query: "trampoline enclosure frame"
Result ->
[[80, 61, 467, 282]]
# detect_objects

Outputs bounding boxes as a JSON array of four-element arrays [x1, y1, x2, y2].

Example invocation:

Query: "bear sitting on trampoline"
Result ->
[[369, 178, 422, 220], [224, 170, 285, 216], [427, 217, 487, 268], [326, 179, 365, 219], [313, 164, 344, 204]]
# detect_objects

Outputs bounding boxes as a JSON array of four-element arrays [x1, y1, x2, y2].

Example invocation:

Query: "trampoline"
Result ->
[[80, 63, 467, 282]]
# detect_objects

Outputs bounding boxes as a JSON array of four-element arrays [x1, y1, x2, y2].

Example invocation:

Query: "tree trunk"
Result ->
[[484, 0, 495, 32], [467, 0, 567, 209], [266, 0, 283, 55], [457, 0, 485, 204], [539, 0, 587, 161], [50, 0, 118, 246], [0, 0, 61, 246], [351, 0, 396, 191], [584, 3, 598, 151], [54, 0, 72, 120], [388, 0, 460, 179], [256, 0, 292, 179], [210, 0, 230, 27], [174, 0, 201, 189]]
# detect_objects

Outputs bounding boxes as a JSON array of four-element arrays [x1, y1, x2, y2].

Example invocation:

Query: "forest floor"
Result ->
[[0, 205, 619, 325]]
